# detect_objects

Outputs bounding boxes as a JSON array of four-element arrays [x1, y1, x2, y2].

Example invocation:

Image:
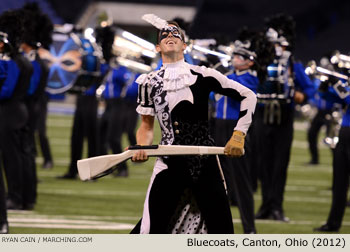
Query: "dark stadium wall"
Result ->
[[46, 0, 350, 63]]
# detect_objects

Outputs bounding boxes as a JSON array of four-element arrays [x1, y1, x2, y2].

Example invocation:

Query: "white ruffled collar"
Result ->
[[162, 59, 197, 91]]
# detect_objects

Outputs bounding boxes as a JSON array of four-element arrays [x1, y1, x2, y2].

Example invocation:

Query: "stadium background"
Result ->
[[0, 0, 350, 233]]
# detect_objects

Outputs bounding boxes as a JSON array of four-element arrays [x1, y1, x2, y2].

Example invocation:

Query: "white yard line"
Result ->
[[39, 189, 145, 197], [37, 184, 332, 200], [48, 138, 70, 145], [7, 214, 350, 230], [8, 216, 135, 230], [253, 195, 331, 204], [294, 121, 309, 130], [285, 185, 319, 192], [9, 217, 125, 225], [250, 219, 350, 226], [292, 140, 328, 149], [47, 120, 72, 128], [9, 223, 133, 230], [8, 213, 139, 221], [287, 180, 331, 187], [35, 157, 69, 166]]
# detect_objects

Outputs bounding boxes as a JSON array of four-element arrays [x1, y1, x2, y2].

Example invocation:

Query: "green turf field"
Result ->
[[7, 113, 350, 234]]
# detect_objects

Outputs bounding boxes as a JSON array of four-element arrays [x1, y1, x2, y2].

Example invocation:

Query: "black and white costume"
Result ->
[[131, 59, 256, 234]]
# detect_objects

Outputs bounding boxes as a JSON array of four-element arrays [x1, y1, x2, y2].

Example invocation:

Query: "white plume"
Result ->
[[142, 14, 168, 30]]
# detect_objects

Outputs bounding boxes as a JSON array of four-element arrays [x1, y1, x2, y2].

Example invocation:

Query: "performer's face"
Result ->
[[156, 25, 186, 56], [158, 25, 183, 42], [232, 54, 254, 70]]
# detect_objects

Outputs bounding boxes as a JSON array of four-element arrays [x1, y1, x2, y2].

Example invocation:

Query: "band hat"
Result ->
[[0, 31, 9, 44], [233, 40, 257, 60], [266, 27, 289, 47]]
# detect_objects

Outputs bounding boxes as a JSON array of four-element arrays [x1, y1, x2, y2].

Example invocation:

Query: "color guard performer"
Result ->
[[130, 15, 256, 234]]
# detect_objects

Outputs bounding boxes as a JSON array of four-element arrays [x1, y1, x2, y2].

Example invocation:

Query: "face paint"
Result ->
[[159, 25, 183, 42]]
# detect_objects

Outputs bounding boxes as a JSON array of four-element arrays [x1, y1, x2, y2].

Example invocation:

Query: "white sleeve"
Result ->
[[136, 73, 155, 116], [191, 65, 257, 134]]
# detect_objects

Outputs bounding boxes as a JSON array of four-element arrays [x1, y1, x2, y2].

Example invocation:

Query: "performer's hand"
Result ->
[[224, 130, 245, 157], [294, 91, 305, 104], [131, 150, 149, 162]]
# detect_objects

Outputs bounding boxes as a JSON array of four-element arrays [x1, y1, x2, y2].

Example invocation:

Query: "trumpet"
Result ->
[[330, 50, 350, 70], [185, 39, 232, 73], [186, 40, 231, 61], [305, 60, 345, 149], [305, 60, 349, 83]]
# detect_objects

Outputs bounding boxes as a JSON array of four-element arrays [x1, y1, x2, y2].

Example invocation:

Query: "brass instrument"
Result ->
[[112, 28, 157, 73], [185, 39, 232, 73], [305, 60, 349, 83], [323, 108, 342, 149], [305, 60, 346, 149], [295, 103, 317, 121], [330, 50, 350, 71], [95, 28, 157, 97]]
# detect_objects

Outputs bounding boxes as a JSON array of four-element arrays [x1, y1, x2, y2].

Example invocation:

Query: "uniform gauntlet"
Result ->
[[224, 130, 245, 157]]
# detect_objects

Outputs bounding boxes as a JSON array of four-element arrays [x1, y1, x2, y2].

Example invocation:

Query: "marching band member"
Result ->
[[98, 64, 133, 177], [121, 73, 140, 150], [0, 10, 33, 230], [19, 3, 53, 210], [214, 28, 275, 233], [306, 60, 340, 165], [255, 14, 316, 222], [36, 90, 53, 170], [314, 76, 350, 232], [130, 15, 256, 234], [58, 27, 105, 179], [0, 22, 12, 233], [95, 24, 139, 177]]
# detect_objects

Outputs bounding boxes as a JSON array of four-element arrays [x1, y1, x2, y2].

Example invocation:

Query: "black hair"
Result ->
[[264, 13, 296, 51], [236, 27, 275, 83], [20, 3, 53, 49], [172, 17, 189, 33], [0, 10, 24, 55]]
